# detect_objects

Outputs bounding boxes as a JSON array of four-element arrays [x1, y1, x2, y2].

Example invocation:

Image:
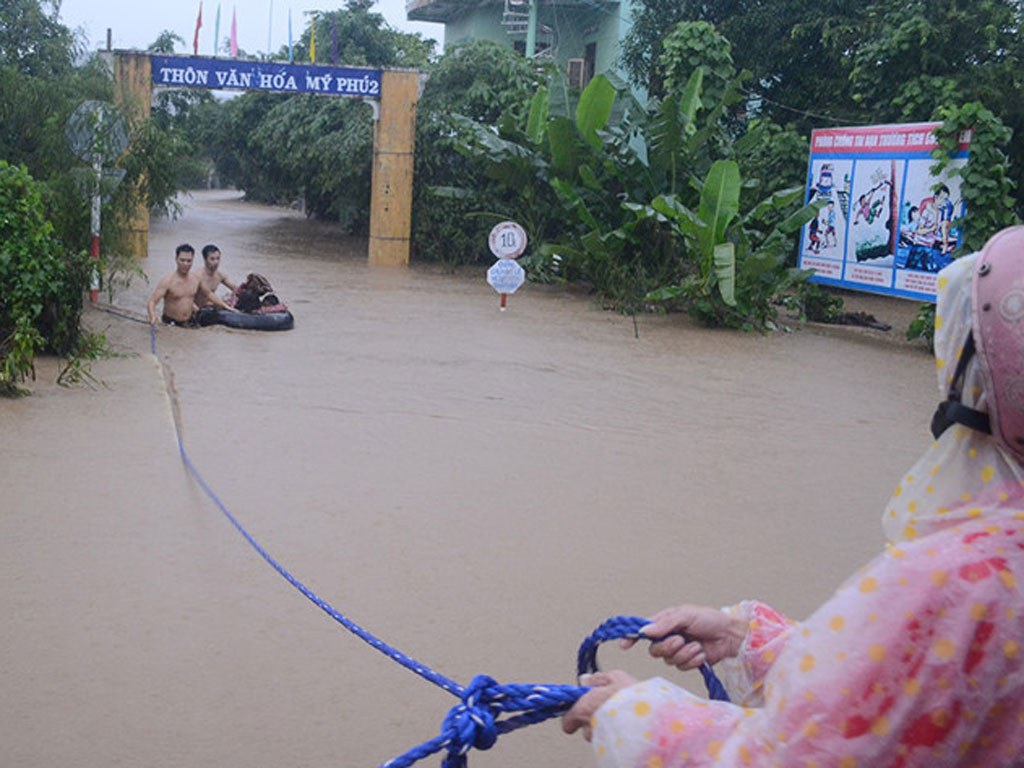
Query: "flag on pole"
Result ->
[[214, 3, 221, 55], [331, 16, 338, 64], [193, 1, 203, 55], [288, 8, 293, 63], [309, 14, 316, 62], [230, 5, 238, 57]]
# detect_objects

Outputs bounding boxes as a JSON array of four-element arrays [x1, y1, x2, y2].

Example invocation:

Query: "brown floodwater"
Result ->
[[1, 190, 935, 767]]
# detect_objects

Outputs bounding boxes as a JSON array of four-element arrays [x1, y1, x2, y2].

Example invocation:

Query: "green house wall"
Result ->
[[430, 1, 634, 85]]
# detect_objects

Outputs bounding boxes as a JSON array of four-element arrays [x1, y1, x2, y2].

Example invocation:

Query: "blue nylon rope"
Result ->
[[577, 616, 731, 703], [104, 306, 731, 767]]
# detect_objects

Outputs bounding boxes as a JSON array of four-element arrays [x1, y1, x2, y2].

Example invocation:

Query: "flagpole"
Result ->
[[309, 13, 316, 62], [288, 7, 293, 63], [193, 1, 203, 56], [267, 0, 273, 56], [214, 3, 221, 55]]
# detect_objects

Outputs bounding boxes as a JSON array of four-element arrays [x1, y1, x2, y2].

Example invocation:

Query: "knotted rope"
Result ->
[[384, 618, 730, 768], [107, 307, 730, 767]]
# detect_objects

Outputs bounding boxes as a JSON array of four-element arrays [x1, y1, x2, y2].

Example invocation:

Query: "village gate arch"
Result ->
[[113, 51, 421, 267]]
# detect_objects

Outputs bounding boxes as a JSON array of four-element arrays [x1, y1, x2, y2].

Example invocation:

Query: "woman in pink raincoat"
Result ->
[[564, 227, 1024, 767]]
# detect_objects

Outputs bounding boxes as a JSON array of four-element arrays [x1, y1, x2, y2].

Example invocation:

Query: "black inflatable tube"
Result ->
[[199, 308, 294, 331]]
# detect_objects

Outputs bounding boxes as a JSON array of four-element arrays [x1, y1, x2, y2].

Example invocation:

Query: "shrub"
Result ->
[[0, 162, 91, 394]]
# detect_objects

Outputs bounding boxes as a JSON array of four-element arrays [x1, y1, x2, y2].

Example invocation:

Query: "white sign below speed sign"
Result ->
[[487, 259, 526, 294], [488, 221, 527, 259], [487, 258, 526, 311]]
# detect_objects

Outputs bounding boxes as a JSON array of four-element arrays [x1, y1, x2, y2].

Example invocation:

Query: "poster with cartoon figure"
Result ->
[[799, 123, 970, 302], [801, 160, 852, 282], [895, 159, 966, 284]]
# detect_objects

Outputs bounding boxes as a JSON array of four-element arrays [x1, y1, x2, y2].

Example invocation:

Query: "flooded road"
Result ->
[[2, 190, 935, 767]]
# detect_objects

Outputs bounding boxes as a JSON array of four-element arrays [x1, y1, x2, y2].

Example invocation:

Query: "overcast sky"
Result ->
[[56, 0, 444, 57]]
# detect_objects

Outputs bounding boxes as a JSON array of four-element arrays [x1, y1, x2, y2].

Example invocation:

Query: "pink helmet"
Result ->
[[970, 226, 1024, 462]]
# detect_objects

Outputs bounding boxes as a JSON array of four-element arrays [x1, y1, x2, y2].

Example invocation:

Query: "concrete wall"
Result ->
[[441, 1, 632, 84]]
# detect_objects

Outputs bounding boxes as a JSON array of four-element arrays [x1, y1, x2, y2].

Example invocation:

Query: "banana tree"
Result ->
[[630, 159, 741, 306], [436, 74, 619, 277], [639, 160, 824, 328]]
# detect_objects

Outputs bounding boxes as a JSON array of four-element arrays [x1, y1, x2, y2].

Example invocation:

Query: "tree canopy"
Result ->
[[621, 0, 1024, 208]]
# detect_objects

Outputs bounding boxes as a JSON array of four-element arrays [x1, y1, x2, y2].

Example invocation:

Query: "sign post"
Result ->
[[65, 100, 128, 302], [486, 221, 527, 310]]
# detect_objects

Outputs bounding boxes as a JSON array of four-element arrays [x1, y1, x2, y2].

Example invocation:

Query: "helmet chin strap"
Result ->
[[930, 331, 992, 440]]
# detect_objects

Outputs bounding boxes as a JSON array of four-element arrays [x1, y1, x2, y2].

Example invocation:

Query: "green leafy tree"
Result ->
[[907, 102, 1020, 348], [621, 0, 865, 129], [413, 40, 554, 265], [0, 0, 78, 77], [623, 0, 1024, 215], [0, 162, 91, 394], [0, 0, 198, 389], [850, 0, 1023, 121], [850, 0, 1024, 206], [194, 0, 435, 228], [147, 30, 185, 54], [452, 52, 815, 327], [296, 0, 433, 68]]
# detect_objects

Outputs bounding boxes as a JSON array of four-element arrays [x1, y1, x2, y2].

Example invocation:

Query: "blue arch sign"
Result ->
[[151, 55, 381, 99]]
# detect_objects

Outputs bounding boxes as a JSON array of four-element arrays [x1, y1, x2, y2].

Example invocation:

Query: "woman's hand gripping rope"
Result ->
[[383, 614, 731, 768], [563, 608, 743, 741]]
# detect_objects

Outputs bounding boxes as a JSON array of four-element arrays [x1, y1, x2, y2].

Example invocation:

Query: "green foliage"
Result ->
[[147, 30, 185, 54], [907, 303, 937, 349], [0, 0, 78, 77], [640, 170, 819, 330], [296, 0, 433, 68], [732, 120, 810, 238], [412, 41, 558, 266], [930, 102, 1019, 254], [622, 1, 867, 127], [905, 101, 1019, 348], [786, 281, 844, 323], [0, 162, 91, 394], [0, 0, 195, 392], [193, 1, 435, 230], [660, 21, 735, 109], [624, 0, 1024, 215], [448, 34, 814, 328], [850, 1, 1022, 120], [620, 0, 680, 93]]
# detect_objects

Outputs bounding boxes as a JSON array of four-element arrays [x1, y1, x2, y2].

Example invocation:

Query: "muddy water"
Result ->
[[2, 190, 935, 767]]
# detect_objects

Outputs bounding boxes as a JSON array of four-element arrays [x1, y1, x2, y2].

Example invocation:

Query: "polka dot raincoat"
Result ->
[[589, 254, 1024, 768]]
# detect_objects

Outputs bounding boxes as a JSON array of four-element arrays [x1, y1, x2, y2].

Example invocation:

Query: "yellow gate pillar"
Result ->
[[369, 69, 420, 266], [113, 52, 152, 259]]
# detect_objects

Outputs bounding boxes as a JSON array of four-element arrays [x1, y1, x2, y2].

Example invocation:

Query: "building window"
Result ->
[[584, 42, 596, 85]]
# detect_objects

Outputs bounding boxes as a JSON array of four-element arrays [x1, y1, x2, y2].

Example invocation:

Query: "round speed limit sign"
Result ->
[[488, 221, 527, 260]]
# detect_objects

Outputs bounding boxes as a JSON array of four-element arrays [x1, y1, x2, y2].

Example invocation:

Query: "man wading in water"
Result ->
[[147, 243, 235, 326], [196, 243, 236, 307]]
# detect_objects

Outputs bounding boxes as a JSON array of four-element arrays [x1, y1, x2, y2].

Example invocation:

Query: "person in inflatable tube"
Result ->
[[195, 272, 293, 331], [228, 273, 289, 314], [563, 226, 1024, 767]]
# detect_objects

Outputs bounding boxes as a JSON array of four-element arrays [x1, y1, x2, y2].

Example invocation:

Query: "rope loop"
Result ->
[[577, 615, 731, 703]]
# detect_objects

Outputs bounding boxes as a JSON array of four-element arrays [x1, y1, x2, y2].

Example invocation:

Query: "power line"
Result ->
[[740, 86, 871, 127]]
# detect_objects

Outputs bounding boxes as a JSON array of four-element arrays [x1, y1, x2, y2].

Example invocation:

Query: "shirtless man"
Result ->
[[147, 243, 234, 326], [197, 244, 236, 307]]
